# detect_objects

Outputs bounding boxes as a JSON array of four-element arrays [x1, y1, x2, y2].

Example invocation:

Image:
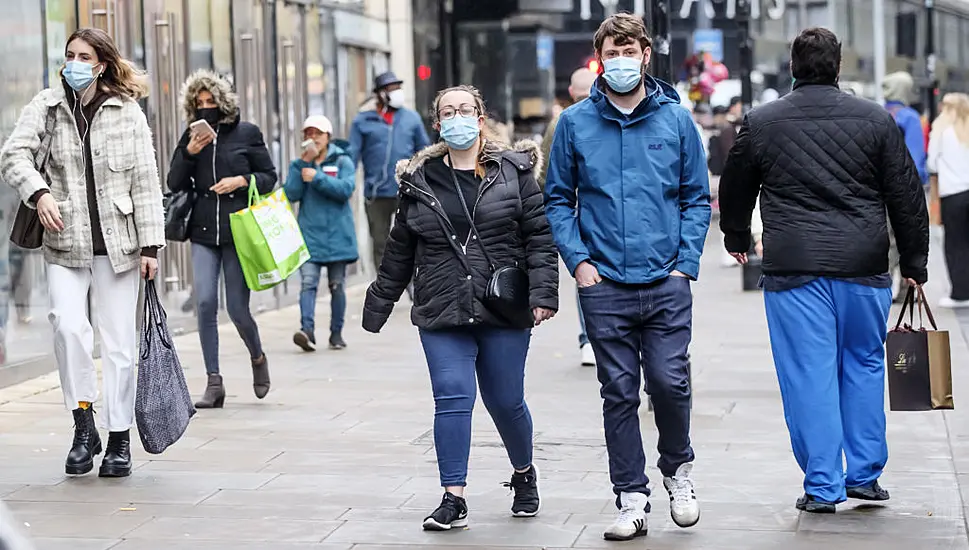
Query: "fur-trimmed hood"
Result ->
[[180, 69, 240, 125], [395, 138, 543, 186]]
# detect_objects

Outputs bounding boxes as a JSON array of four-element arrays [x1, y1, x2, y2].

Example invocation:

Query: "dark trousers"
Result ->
[[192, 243, 264, 375], [579, 276, 695, 501], [942, 190, 969, 301], [365, 197, 398, 271], [419, 325, 534, 487]]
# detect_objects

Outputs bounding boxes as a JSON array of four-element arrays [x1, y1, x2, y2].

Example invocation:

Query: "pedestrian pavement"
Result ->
[[2, 228, 969, 550]]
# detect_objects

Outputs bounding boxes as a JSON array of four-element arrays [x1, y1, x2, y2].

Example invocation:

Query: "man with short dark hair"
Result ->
[[545, 13, 710, 540], [719, 28, 929, 513]]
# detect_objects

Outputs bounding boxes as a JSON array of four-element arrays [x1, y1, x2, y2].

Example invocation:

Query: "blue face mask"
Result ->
[[440, 114, 480, 151], [602, 56, 643, 93], [63, 61, 99, 91]]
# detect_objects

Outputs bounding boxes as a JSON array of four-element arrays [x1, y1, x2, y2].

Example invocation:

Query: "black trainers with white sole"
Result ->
[[422, 492, 469, 531], [505, 464, 541, 517], [293, 330, 316, 352]]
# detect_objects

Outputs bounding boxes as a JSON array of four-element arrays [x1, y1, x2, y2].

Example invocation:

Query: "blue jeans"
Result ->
[[764, 278, 892, 504], [419, 326, 534, 487], [192, 243, 264, 375], [299, 261, 347, 337], [579, 276, 694, 504]]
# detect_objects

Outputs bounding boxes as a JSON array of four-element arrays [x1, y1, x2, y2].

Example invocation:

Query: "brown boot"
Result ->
[[251, 355, 270, 399], [195, 374, 226, 409]]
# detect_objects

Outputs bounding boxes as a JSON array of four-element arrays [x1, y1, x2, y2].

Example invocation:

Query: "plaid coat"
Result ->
[[0, 87, 165, 274]]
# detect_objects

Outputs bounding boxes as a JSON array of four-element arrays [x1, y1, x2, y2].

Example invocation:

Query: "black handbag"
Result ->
[[10, 106, 57, 250], [164, 189, 195, 242], [447, 157, 532, 327]]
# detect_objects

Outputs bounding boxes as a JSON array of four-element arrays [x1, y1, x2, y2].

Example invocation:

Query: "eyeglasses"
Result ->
[[437, 104, 478, 120]]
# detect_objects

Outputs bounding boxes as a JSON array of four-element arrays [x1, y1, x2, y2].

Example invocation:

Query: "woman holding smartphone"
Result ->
[[167, 69, 277, 409]]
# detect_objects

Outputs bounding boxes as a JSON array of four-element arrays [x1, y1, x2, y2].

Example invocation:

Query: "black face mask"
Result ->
[[197, 108, 221, 127]]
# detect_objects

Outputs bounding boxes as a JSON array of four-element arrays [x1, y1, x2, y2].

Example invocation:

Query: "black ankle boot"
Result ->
[[99, 430, 132, 478], [66, 407, 102, 475]]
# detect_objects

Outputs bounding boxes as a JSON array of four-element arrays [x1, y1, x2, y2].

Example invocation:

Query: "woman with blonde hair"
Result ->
[[0, 27, 165, 477], [363, 85, 559, 530], [928, 92, 969, 308]]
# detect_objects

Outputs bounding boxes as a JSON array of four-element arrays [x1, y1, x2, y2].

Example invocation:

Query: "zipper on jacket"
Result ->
[[405, 183, 464, 249], [379, 114, 395, 195], [212, 128, 220, 245], [461, 170, 500, 252]]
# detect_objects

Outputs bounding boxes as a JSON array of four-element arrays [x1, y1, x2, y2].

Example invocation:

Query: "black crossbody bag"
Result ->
[[446, 156, 532, 327]]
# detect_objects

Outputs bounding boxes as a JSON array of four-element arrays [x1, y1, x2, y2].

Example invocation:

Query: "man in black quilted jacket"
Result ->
[[718, 28, 929, 514]]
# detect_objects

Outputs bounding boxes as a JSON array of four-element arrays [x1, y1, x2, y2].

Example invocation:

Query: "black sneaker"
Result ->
[[847, 481, 890, 501], [504, 464, 541, 517], [422, 492, 469, 531], [329, 332, 347, 350], [293, 330, 316, 352], [796, 493, 836, 514]]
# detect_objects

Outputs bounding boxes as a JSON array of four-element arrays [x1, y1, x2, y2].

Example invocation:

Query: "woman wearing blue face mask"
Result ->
[[363, 85, 560, 530], [0, 28, 165, 479]]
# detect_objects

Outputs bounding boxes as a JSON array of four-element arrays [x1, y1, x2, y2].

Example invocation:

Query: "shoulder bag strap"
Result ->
[[446, 153, 496, 272], [34, 105, 57, 174]]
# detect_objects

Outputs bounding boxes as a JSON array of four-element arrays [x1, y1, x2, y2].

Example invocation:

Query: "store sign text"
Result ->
[[677, 0, 785, 20]]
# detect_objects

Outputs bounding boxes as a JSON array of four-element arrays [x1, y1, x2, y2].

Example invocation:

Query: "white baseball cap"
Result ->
[[302, 115, 333, 135]]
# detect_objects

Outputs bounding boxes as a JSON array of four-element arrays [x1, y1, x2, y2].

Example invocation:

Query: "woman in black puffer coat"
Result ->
[[362, 85, 559, 531], [167, 69, 277, 409]]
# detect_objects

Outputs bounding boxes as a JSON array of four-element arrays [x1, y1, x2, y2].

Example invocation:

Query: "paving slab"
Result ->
[[1, 228, 968, 549]]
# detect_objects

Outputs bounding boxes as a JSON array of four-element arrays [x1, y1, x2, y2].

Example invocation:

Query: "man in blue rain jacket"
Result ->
[[544, 13, 710, 541], [285, 115, 358, 353], [349, 71, 431, 274]]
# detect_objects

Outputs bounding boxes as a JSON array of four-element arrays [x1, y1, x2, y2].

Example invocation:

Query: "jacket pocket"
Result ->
[[43, 200, 74, 252], [106, 130, 136, 172], [113, 195, 139, 254]]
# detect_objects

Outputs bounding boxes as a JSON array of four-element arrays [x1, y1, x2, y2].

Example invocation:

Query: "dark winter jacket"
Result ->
[[719, 82, 929, 283], [166, 70, 277, 247], [362, 139, 559, 332]]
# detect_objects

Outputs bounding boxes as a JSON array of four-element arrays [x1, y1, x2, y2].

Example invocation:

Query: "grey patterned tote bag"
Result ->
[[135, 279, 196, 454]]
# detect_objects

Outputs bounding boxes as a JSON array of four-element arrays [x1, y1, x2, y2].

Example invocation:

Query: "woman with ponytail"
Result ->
[[363, 85, 559, 530]]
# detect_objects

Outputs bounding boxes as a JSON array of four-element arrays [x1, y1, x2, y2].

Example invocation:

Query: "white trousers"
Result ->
[[48, 258, 139, 431]]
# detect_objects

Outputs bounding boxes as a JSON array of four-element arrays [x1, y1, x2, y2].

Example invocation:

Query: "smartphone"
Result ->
[[190, 119, 216, 139]]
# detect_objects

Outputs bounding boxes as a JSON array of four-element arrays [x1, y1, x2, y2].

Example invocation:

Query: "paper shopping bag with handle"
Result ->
[[229, 176, 310, 291], [886, 285, 954, 411]]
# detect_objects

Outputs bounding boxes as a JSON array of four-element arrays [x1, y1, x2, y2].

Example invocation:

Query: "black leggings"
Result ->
[[942, 190, 969, 301]]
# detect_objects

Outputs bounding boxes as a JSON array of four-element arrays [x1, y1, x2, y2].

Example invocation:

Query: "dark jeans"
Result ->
[[192, 243, 264, 375], [299, 261, 347, 337], [419, 325, 534, 487], [942, 190, 969, 301], [365, 197, 398, 271], [579, 276, 695, 501]]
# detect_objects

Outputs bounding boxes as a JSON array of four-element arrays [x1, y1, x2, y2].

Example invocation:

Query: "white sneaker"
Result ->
[[939, 297, 969, 309], [603, 492, 649, 541], [664, 463, 700, 528], [581, 344, 596, 367]]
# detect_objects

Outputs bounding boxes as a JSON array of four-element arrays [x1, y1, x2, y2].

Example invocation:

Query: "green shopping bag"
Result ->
[[229, 176, 310, 291]]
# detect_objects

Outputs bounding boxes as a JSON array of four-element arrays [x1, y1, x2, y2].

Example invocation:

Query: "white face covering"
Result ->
[[387, 89, 406, 109]]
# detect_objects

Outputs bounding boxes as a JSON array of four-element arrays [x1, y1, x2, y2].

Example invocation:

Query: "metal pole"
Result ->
[[925, 0, 938, 121], [650, 0, 673, 83], [873, 0, 886, 103], [738, 0, 754, 112]]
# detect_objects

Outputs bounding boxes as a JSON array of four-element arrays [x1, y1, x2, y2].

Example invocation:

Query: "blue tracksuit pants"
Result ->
[[764, 278, 893, 504]]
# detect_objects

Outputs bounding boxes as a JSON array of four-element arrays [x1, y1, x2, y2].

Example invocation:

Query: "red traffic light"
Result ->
[[588, 59, 600, 73], [418, 64, 432, 81]]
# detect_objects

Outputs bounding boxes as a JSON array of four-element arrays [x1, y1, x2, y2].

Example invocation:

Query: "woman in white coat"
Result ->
[[0, 28, 165, 478]]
